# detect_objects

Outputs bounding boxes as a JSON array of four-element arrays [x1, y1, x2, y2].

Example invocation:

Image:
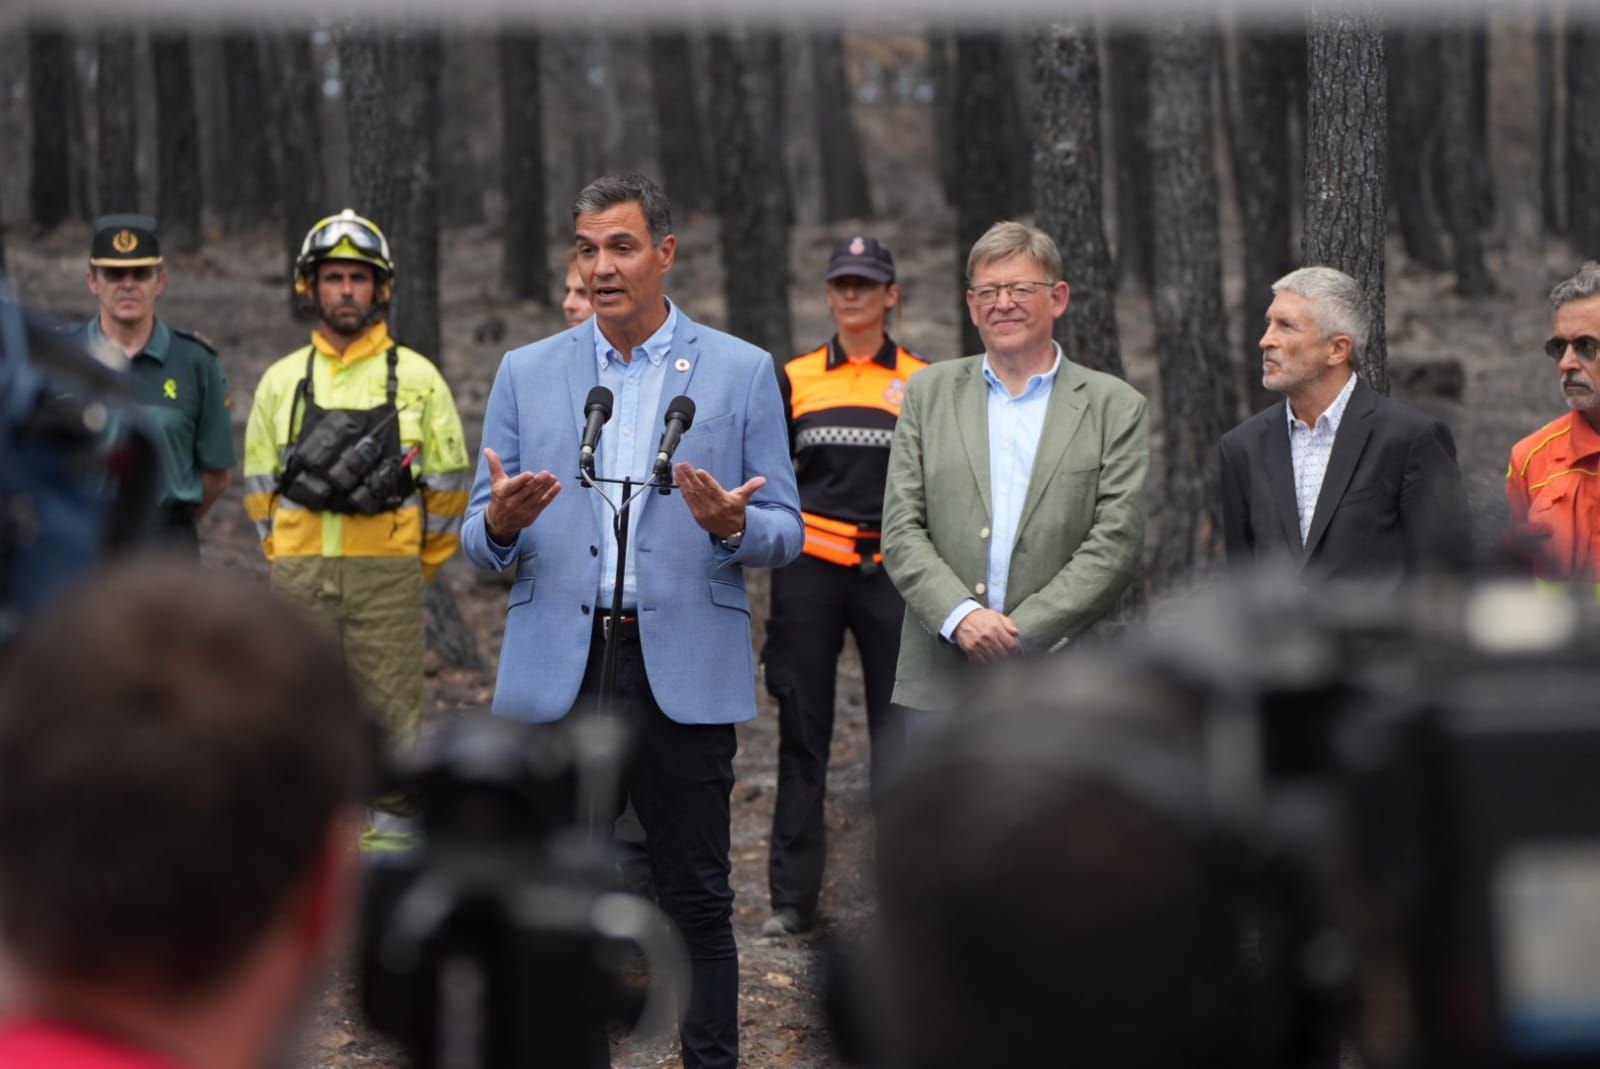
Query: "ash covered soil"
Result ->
[[4, 209, 1579, 1066]]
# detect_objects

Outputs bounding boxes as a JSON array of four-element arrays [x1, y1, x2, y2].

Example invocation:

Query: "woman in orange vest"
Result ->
[[762, 236, 927, 936]]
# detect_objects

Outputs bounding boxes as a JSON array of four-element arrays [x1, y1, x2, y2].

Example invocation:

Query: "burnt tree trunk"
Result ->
[[219, 33, 279, 232], [1031, 23, 1122, 379], [1568, 18, 1600, 258], [812, 32, 873, 222], [341, 29, 442, 363], [262, 30, 325, 307], [1538, 15, 1564, 236], [1228, 29, 1300, 414], [29, 29, 75, 231], [437, 37, 488, 228], [1304, 9, 1388, 393], [1387, 31, 1450, 271], [954, 33, 1021, 354], [96, 31, 142, 213], [1437, 29, 1494, 296], [1149, 26, 1237, 583], [927, 30, 959, 208], [707, 30, 793, 360], [648, 32, 710, 215], [500, 31, 549, 301], [1107, 31, 1154, 293], [151, 33, 202, 252]]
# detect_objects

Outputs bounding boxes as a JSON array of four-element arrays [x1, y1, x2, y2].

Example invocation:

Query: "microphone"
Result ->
[[653, 395, 696, 488], [579, 386, 613, 478]]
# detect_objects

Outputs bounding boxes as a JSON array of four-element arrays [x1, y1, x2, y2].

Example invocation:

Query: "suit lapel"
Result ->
[[564, 328, 611, 538], [1257, 405, 1302, 555], [958, 360, 993, 519], [1015, 363, 1088, 536], [1302, 378, 1375, 561], [637, 309, 701, 521]]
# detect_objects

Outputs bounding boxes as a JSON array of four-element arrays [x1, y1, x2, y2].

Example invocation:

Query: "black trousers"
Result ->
[[152, 502, 200, 555], [579, 619, 738, 1069], [763, 552, 904, 920]]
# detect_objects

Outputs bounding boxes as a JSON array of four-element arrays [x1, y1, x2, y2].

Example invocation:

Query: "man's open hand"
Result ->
[[484, 447, 560, 543], [674, 462, 764, 540]]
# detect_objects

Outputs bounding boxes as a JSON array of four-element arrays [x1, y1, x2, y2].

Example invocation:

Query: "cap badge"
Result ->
[[849, 237, 866, 255], [112, 229, 139, 254]]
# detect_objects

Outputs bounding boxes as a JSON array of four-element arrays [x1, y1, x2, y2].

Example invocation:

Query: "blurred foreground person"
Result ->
[[1506, 261, 1600, 581], [73, 214, 234, 552], [881, 221, 1148, 714], [1221, 266, 1471, 585], [243, 210, 469, 782], [851, 690, 1246, 1069], [762, 235, 926, 937], [0, 561, 371, 1068]]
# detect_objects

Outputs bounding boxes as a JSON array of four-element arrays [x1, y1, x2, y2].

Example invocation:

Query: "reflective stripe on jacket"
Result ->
[[242, 321, 470, 579]]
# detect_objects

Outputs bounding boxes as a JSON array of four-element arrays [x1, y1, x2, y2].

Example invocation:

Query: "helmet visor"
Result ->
[[306, 219, 386, 260]]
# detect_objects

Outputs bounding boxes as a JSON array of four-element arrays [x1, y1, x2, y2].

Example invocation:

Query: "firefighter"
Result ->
[[762, 235, 928, 936], [242, 210, 470, 805]]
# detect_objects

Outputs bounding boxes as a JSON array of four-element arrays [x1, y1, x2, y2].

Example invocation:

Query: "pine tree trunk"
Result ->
[[151, 33, 202, 252], [437, 36, 488, 228], [219, 33, 279, 233], [1568, 17, 1600, 258], [927, 30, 959, 208], [1438, 28, 1494, 297], [1107, 31, 1154, 293], [1228, 28, 1300, 414], [1386, 31, 1450, 270], [812, 32, 873, 223], [96, 31, 142, 213], [29, 29, 75, 231], [1149, 25, 1237, 583], [262, 30, 325, 309], [954, 33, 1020, 354], [1030, 23, 1122, 379], [341, 29, 442, 363], [648, 32, 710, 215], [1538, 15, 1565, 236], [1304, 8, 1388, 393], [707, 30, 793, 360], [500, 31, 549, 301]]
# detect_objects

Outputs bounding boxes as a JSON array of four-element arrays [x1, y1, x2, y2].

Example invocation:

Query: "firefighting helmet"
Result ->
[[293, 209, 394, 300]]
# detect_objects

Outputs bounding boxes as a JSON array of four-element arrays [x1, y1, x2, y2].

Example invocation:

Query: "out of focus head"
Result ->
[[562, 249, 593, 327], [861, 669, 1245, 1069], [0, 560, 371, 1003]]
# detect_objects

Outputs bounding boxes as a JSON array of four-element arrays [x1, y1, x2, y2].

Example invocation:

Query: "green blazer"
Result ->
[[881, 354, 1149, 710]]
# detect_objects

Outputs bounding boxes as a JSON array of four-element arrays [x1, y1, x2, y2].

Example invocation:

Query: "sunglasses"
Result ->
[[1544, 335, 1600, 361], [98, 266, 157, 283]]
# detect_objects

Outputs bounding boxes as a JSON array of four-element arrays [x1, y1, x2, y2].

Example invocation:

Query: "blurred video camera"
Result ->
[[358, 711, 686, 1069], [0, 282, 159, 643], [1055, 572, 1600, 1069]]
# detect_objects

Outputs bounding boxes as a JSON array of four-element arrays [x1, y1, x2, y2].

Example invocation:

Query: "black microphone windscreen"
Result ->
[[585, 385, 614, 418], [664, 395, 695, 429]]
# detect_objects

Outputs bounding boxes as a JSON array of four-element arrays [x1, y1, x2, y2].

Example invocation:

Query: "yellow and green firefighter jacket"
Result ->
[[243, 321, 470, 579]]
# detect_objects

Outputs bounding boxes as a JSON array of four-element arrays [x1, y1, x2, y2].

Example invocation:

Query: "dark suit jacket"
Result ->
[[1219, 377, 1471, 585]]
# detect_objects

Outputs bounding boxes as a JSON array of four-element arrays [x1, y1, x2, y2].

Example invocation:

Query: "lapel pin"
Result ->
[[674, 357, 690, 372]]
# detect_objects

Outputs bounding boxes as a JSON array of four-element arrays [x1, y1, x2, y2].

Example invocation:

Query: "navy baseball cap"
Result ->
[[825, 235, 895, 284]]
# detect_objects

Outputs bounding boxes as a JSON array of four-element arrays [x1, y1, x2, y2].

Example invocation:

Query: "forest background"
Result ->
[[0, 12, 1597, 1066]]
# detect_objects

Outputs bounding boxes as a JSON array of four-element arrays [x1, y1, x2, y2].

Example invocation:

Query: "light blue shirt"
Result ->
[[939, 344, 1064, 642], [1286, 370, 1357, 545], [594, 300, 678, 609]]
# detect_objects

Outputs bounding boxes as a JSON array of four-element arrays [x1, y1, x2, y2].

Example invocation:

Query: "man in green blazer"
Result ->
[[881, 221, 1149, 713]]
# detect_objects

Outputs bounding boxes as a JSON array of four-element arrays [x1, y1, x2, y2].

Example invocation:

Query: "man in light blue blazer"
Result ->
[[461, 173, 802, 1069]]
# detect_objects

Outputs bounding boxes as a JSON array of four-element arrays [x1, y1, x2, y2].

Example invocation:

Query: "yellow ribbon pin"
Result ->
[[163, 378, 178, 400]]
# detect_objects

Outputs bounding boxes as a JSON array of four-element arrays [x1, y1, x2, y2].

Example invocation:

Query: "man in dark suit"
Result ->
[[1220, 266, 1471, 584]]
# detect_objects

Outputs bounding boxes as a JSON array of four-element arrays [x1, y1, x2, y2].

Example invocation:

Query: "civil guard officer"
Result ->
[[76, 214, 235, 551], [762, 235, 927, 936]]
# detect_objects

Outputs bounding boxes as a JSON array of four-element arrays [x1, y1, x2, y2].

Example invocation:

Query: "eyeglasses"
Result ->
[[1544, 335, 1600, 361], [306, 219, 385, 258], [968, 280, 1054, 306], [98, 266, 157, 283]]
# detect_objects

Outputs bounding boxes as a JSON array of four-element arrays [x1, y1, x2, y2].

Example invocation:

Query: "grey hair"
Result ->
[[1549, 262, 1600, 308], [1272, 266, 1369, 362], [572, 173, 673, 246], [966, 221, 1063, 284]]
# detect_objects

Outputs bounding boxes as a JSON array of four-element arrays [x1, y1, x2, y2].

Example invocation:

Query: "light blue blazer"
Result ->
[[462, 311, 803, 724]]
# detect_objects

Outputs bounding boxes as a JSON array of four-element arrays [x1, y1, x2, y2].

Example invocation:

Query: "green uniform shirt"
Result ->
[[80, 317, 236, 505]]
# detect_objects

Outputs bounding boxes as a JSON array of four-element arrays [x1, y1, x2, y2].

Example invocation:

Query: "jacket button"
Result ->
[[581, 604, 591, 615], [979, 526, 990, 539], [590, 545, 598, 556], [975, 582, 987, 596]]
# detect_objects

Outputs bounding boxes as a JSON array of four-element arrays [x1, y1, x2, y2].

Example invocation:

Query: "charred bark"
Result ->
[[1031, 23, 1122, 379], [812, 32, 873, 223], [219, 33, 279, 232], [96, 31, 142, 213], [29, 29, 75, 231], [500, 31, 549, 301], [1538, 15, 1564, 236], [1149, 25, 1237, 582], [1568, 17, 1600, 259], [1386, 31, 1449, 271], [262, 30, 326, 307], [151, 33, 202, 252], [954, 32, 1022, 354], [1304, 8, 1388, 392], [1107, 31, 1154, 293], [648, 32, 710, 215], [1437, 28, 1494, 296]]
